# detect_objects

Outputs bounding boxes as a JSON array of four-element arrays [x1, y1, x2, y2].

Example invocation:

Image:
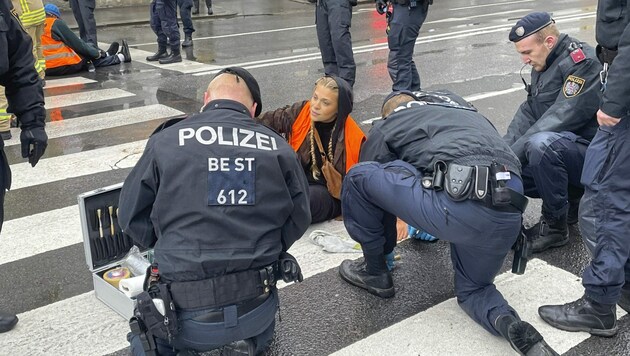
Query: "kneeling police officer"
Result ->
[[119, 67, 311, 355], [338, 90, 558, 355]]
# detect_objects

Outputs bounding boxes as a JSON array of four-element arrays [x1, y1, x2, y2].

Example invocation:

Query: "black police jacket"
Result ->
[[596, 0, 630, 119], [504, 34, 601, 163], [361, 90, 521, 176], [0, 0, 46, 188], [119, 100, 311, 283]]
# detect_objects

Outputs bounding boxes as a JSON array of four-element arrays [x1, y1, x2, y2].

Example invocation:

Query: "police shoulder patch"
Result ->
[[563, 75, 585, 98]]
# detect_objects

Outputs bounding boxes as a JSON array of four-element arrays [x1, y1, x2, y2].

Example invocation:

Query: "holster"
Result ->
[[129, 316, 157, 356], [135, 284, 179, 342]]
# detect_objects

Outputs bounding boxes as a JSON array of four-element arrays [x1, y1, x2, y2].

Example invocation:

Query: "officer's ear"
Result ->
[[544, 35, 556, 50], [203, 91, 211, 105], [248, 102, 257, 118]]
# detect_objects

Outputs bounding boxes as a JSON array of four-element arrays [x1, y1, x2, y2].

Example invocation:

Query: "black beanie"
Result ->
[[214, 67, 262, 116]]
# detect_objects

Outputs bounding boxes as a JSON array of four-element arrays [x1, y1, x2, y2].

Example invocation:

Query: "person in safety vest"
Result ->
[[42, 4, 131, 76], [257, 75, 365, 223]]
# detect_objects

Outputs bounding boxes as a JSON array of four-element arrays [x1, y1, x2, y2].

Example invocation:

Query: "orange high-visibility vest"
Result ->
[[42, 17, 82, 69], [289, 101, 365, 173]]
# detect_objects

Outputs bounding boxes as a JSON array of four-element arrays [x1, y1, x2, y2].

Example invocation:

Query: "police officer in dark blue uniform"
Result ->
[[538, 0, 630, 337], [313, 0, 357, 87], [504, 12, 601, 254], [68, 0, 97, 47], [0, 0, 48, 334], [376, 0, 431, 91], [338, 90, 558, 356], [119, 67, 310, 355], [177, 0, 194, 47], [146, 0, 182, 64]]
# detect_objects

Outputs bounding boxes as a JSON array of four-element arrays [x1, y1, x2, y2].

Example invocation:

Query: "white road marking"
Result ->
[[450, 0, 534, 11], [43, 77, 97, 89], [44, 89, 135, 110]]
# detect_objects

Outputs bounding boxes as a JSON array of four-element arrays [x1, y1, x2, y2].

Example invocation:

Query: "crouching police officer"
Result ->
[[504, 12, 601, 253], [338, 90, 559, 355], [118, 67, 311, 355]]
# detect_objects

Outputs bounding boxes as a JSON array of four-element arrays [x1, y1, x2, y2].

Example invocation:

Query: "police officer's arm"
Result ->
[[358, 126, 397, 163], [504, 101, 538, 148], [509, 59, 601, 161], [118, 140, 159, 249], [0, 4, 46, 131], [255, 101, 307, 139], [278, 153, 311, 251], [51, 18, 100, 59], [601, 20, 630, 119]]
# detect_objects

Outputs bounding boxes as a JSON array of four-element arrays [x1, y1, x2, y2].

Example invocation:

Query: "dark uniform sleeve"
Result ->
[[51, 19, 100, 59], [504, 99, 538, 146], [118, 139, 160, 249], [359, 125, 397, 163], [278, 152, 311, 251], [508, 58, 601, 161], [0, 3, 45, 130], [256, 101, 306, 139], [601, 20, 630, 118]]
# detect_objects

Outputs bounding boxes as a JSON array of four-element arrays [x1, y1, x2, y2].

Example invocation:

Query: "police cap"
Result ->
[[509, 12, 554, 43], [214, 67, 262, 117]]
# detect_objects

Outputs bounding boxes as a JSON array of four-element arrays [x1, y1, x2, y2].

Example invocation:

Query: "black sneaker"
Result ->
[[119, 40, 132, 63], [106, 41, 119, 56], [538, 295, 617, 337], [527, 216, 569, 254], [87, 61, 96, 72], [0, 311, 18, 333], [0, 131, 11, 141], [506, 321, 559, 356], [339, 259, 395, 298]]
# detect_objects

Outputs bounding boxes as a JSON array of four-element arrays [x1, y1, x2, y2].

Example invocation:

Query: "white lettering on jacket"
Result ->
[[179, 126, 278, 150]]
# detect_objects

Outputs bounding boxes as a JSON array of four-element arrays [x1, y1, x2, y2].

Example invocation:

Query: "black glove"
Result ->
[[278, 251, 303, 283], [21, 126, 48, 167], [375, 0, 387, 15]]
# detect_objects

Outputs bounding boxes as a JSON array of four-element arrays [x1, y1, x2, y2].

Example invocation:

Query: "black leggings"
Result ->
[[309, 184, 341, 223]]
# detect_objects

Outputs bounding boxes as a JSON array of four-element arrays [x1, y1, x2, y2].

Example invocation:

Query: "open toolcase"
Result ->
[[78, 182, 149, 319]]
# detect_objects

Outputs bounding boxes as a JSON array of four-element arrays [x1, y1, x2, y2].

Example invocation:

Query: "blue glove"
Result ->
[[408, 225, 438, 242], [384, 251, 396, 271]]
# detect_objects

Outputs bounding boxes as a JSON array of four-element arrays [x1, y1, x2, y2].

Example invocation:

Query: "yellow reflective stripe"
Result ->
[[19, 0, 29, 13], [19, 8, 45, 26], [45, 52, 78, 60], [42, 43, 64, 50], [37, 59, 46, 70]]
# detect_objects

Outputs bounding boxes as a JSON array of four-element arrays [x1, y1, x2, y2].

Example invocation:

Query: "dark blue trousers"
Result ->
[[316, 0, 356, 87], [580, 119, 630, 305], [177, 0, 195, 35], [69, 0, 97, 46], [130, 290, 278, 355], [387, 1, 429, 91], [150, 0, 181, 51], [521, 131, 589, 220], [342, 160, 523, 335]]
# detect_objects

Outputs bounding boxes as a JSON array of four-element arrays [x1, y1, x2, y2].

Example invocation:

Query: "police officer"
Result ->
[[504, 12, 601, 254], [376, 0, 432, 91], [0, 0, 48, 333], [146, 0, 182, 64], [338, 90, 558, 356], [68, 0, 97, 47], [192, 0, 212, 15], [119, 67, 310, 355], [538, 0, 630, 337], [177, 0, 194, 47], [312, 0, 357, 87]]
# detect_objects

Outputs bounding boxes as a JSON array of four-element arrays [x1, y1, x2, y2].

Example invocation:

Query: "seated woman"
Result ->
[[257, 76, 365, 223]]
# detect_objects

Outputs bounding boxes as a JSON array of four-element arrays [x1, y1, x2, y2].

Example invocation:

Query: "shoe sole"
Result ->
[[339, 270, 395, 299], [539, 315, 618, 337], [531, 236, 569, 254]]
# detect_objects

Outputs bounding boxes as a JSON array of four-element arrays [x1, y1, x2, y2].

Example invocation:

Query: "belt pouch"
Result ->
[[445, 163, 474, 201]]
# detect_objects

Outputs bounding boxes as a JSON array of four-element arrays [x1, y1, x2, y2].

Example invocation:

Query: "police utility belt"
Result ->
[[130, 264, 277, 347], [422, 161, 528, 213]]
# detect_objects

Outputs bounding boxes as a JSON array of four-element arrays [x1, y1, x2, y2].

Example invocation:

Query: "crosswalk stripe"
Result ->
[[44, 88, 136, 110], [9, 140, 147, 190], [6, 104, 183, 148], [332, 259, 627, 355], [127, 47, 222, 74], [44, 77, 97, 89]]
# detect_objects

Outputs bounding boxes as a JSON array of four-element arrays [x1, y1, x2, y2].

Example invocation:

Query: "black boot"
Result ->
[[495, 316, 559, 356], [159, 48, 182, 64], [339, 254, 394, 298], [206, 0, 213, 15], [538, 295, 617, 337], [0, 311, 18, 333], [119, 39, 132, 63], [527, 214, 569, 254], [618, 282, 630, 313], [182, 34, 193, 47], [146, 46, 168, 61]]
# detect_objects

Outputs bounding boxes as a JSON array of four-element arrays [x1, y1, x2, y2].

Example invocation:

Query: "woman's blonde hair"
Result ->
[[309, 76, 339, 180]]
